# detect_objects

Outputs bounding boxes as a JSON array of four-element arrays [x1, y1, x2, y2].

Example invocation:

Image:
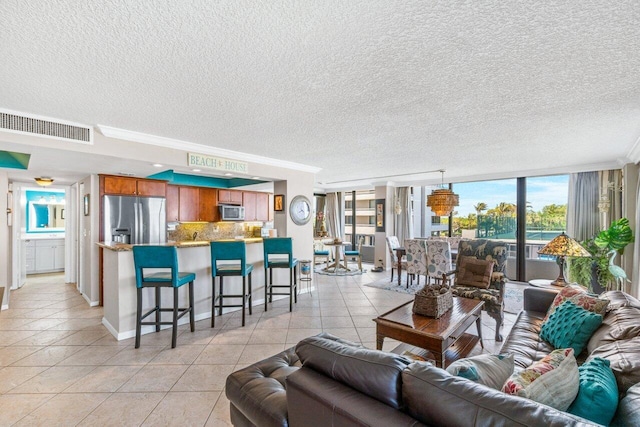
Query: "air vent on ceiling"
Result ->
[[0, 109, 93, 144]]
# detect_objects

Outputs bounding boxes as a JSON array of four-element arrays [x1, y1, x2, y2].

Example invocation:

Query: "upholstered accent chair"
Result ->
[[386, 236, 406, 283], [424, 239, 452, 286], [443, 239, 507, 341], [404, 239, 427, 287]]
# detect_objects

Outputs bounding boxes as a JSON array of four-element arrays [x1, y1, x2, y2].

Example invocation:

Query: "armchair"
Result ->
[[443, 239, 507, 341]]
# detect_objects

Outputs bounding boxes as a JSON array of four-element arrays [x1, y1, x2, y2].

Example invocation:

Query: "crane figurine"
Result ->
[[607, 250, 630, 291]]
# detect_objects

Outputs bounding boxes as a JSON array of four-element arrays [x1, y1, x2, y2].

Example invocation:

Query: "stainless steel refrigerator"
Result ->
[[103, 195, 166, 244]]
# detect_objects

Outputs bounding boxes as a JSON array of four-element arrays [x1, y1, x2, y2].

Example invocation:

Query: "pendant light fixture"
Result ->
[[34, 177, 54, 187], [426, 170, 459, 216]]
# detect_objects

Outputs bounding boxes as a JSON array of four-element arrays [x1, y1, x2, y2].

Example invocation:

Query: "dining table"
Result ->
[[323, 241, 351, 273]]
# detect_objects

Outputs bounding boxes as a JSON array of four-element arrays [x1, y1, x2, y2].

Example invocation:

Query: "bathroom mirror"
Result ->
[[27, 202, 65, 232]]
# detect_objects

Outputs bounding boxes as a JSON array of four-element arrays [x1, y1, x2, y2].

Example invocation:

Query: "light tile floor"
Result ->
[[0, 267, 516, 426]]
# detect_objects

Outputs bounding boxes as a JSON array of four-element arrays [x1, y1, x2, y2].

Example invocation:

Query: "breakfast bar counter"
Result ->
[[99, 238, 289, 340]]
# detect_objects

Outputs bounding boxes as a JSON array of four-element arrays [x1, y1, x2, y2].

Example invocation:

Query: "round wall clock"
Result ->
[[289, 195, 312, 225]]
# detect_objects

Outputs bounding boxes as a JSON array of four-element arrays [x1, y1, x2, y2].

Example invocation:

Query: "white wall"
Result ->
[[0, 172, 10, 309]]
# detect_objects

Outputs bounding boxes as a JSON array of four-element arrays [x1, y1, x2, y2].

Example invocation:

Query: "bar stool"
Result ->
[[263, 237, 298, 312], [132, 246, 195, 349], [210, 241, 254, 327]]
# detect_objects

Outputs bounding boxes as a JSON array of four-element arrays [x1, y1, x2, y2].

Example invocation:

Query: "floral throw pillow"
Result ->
[[543, 284, 609, 323], [501, 348, 579, 411]]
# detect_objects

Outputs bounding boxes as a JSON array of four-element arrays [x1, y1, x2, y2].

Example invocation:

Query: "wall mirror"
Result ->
[[25, 190, 66, 233]]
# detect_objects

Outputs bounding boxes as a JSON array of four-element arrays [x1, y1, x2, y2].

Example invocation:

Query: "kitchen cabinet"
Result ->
[[218, 189, 243, 205], [101, 175, 166, 197], [242, 191, 270, 221], [26, 239, 65, 274], [170, 185, 219, 222], [198, 188, 218, 222], [166, 185, 180, 222]]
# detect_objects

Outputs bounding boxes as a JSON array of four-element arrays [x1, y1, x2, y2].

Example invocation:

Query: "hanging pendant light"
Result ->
[[426, 170, 459, 216], [34, 177, 54, 187]]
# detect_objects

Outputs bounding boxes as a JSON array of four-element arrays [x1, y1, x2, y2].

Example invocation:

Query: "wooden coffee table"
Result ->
[[374, 297, 484, 368]]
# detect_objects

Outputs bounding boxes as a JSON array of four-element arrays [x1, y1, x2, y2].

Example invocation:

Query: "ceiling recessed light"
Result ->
[[152, 163, 163, 168], [252, 176, 260, 180], [192, 169, 201, 172], [224, 173, 233, 176]]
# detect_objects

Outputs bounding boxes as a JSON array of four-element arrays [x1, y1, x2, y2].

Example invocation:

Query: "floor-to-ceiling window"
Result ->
[[344, 190, 376, 262]]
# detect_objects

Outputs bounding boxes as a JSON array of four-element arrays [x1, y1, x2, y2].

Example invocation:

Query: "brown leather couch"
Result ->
[[226, 288, 640, 426]]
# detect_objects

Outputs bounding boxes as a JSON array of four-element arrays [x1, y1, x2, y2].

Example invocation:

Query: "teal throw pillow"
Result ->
[[445, 353, 514, 390], [567, 357, 618, 426], [540, 300, 603, 355]]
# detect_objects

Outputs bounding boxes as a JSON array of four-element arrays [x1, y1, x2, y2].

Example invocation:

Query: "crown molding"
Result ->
[[97, 125, 322, 174], [627, 134, 640, 164]]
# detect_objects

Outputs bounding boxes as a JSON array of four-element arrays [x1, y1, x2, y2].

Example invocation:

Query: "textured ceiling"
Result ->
[[1, 1, 640, 189]]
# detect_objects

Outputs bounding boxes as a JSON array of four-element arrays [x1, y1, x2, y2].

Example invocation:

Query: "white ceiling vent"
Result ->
[[0, 109, 93, 144]]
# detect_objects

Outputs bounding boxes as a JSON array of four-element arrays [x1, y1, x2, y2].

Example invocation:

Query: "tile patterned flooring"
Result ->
[[0, 268, 516, 426]]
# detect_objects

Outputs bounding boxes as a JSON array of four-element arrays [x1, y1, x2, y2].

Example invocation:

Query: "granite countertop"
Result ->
[[98, 237, 263, 251]]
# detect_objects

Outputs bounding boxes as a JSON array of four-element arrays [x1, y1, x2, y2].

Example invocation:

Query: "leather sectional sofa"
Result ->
[[226, 288, 640, 426]]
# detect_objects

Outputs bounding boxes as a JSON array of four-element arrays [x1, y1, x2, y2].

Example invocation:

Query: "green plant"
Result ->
[[568, 218, 634, 291]]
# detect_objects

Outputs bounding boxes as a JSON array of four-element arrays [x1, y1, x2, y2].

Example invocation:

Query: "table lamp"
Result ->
[[537, 232, 591, 286]]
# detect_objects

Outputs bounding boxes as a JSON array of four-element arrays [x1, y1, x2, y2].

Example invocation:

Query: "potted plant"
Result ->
[[568, 217, 634, 293]]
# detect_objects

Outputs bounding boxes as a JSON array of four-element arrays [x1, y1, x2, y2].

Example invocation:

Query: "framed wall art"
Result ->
[[375, 198, 385, 232], [274, 194, 284, 212]]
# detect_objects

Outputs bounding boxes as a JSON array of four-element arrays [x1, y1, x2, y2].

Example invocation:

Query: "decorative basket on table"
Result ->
[[412, 284, 453, 318]]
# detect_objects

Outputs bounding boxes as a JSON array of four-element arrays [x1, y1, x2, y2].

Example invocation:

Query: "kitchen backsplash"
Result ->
[[168, 222, 263, 242]]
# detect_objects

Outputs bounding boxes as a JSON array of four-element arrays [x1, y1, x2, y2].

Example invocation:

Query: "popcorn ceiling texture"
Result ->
[[1, 1, 639, 186]]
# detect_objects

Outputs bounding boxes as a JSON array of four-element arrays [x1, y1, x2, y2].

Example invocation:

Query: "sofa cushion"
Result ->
[[567, 357, 618, 426], [588, 335, 640, 394], [500, 310, 555, 371], [540, 300, 603, 356], [587, 305, 640, 354], [294, 333, 410, 410], [225, 347, 300, 427], [502, 348, 579, 411], [445, 353, 514, 390], [600, 290, 640, 311], [402, 362, 594, 426], [611, 382, 640, 426], [456, 256, 494, 289], [543, 284, 609, 322]]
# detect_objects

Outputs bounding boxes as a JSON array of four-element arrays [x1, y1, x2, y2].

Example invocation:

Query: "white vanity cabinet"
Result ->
[[24, 238, 65, 274]]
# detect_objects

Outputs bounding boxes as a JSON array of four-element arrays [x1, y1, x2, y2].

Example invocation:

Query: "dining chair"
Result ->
[[263, 237, 298, 311], [313, 240, 330, 270], [404, 239, 427, 287], [424, 239, 452, 285], [132, 246, 195, 349], [385, 236, 406, 283], [344, 236, 364, 271], [210, 240, 254, 327]]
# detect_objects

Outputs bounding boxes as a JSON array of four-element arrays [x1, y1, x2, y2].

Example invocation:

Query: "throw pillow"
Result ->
[[446, 353, 514, 390], [540, 300, 603, 356], [501, 348, 579, 411], [543, 284, 609, 323], [567, 357, 618, 426], [456, 256, 494, 289]]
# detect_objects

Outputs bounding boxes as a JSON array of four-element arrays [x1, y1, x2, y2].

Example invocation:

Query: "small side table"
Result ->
[[299, 260, 312, 296], [528, 279, 563, 289]]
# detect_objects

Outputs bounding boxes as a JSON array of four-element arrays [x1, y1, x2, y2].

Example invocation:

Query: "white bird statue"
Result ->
[[607, 250, 630, 291]]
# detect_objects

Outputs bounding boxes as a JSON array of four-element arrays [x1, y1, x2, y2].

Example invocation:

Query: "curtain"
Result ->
[[566, 172, 600, 241], [326, 192, 343, 240], [314, 195, 326, 236], [599, 169, 623, 229], [394, 187, 413, 244], [632, 169, 640, 298]]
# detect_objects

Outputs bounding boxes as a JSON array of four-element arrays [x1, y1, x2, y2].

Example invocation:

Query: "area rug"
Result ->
[[315, 267, 366, 277], [364, 278, 527, 314]]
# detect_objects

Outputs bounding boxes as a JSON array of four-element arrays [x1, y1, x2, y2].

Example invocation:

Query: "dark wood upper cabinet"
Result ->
[[243, 191, 257, 221], [255, 192, 270, 221], [218, 189, 243, 205], [198, 188, 218, 222], [166, 185, 180, 222], [178, 186, 199, 221], [102, 175, 166, 197]]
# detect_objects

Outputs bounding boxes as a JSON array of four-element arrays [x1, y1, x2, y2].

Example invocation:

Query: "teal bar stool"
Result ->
[[132, 246, 195, 349], [210, 241, 254, 327], [263, 237, 298, 312]]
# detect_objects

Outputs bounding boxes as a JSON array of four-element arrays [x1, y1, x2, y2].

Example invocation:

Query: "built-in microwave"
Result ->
[[219, 205, 245, 221]]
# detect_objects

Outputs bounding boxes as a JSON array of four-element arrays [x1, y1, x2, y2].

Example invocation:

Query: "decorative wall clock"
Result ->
[[289, 195, 312, 225]]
